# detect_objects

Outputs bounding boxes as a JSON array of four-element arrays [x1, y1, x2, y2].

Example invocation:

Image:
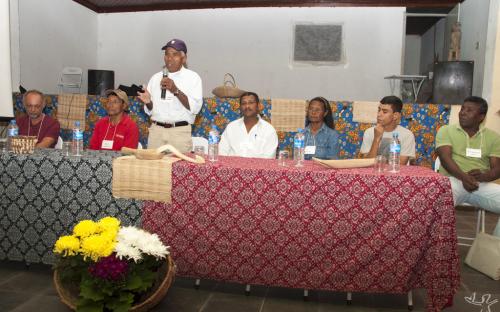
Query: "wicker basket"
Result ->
[[10, 136, 37, 154], [53, 255, 176, 312], [211, 73, 246, 98]]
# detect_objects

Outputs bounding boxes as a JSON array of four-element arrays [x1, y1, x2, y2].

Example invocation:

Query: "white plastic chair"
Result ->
[[191, 137, 208, 153], [58, 67, 83, 93], [55, 136, 63, 149], [434, 157, 485, 246]]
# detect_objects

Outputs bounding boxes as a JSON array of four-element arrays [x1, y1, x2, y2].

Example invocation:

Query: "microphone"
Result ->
[[161, 67, 169, 100]]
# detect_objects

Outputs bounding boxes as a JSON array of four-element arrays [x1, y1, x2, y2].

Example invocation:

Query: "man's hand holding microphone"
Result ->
[[137, 67, 180, 111], [160, 67, 181, 98]]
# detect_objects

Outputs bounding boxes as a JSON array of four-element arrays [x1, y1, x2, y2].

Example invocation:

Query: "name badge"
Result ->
[[305, 146, 316, 155], [466, 148, 482, 158], [101, 140, 114, 149]]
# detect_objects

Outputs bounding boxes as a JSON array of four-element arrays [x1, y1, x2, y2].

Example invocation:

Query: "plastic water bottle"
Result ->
[[208, 125, 219, 162], [388, 132, 401, 173], [72, 121, 83, 156], [7, 119, 19, 152], [293, 128, 305, 167]]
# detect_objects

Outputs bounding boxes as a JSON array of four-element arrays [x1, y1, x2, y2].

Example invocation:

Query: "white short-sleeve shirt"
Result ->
[[360, 125, 416, 158]]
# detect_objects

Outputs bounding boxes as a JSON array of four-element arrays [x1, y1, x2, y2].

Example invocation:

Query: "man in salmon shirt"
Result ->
[[89, 89, 139, 150]]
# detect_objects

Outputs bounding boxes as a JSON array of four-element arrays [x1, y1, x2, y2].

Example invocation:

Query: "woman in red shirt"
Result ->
[[89, 89, 139, 151]]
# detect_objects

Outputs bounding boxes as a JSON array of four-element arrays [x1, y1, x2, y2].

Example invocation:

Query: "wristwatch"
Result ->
[[173, 89, 180, 96]]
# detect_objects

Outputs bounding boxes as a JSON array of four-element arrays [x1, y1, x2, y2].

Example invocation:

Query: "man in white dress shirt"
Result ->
[[219, 92, 278, 159], [137, 39, 203, 152]]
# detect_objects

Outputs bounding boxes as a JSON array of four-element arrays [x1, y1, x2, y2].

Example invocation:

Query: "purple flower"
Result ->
[[88, 253, 128, 280]]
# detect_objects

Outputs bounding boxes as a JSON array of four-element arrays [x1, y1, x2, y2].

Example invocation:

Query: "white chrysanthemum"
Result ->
[[117, 226, 143, 246], [139, 234, 170, 259], [114, 240, 142, 262], [116, 226, 170, 260]]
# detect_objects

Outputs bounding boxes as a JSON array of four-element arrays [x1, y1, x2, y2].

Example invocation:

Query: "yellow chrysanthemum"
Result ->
[[54, 235, 80, 256], [100, 229, 118, 242], [80, 234, 116, 261], [73, 220, 99, 238], [98, 217, 120, 233]]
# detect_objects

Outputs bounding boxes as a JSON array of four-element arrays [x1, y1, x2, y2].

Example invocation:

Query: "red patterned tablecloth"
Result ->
[[142, 157, 460, 312]]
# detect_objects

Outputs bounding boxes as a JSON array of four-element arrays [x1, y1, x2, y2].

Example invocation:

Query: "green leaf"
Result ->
[[105, 293, 134, 312], [125, 273, 142, 290], [80, 279, 105, 301], [76, 298, 103, 312], [125, 270, 155, 292]]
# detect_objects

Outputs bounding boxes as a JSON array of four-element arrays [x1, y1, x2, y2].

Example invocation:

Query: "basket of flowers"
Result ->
[[53, 217, 175, 312]]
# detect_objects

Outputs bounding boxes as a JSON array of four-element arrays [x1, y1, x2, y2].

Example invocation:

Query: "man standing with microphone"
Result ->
[[138, 39, 203, 152]]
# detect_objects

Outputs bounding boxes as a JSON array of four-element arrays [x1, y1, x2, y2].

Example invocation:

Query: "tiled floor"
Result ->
[[1, 208, 499, 312]]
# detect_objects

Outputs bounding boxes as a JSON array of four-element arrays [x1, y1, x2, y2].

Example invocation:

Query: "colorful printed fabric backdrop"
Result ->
[[13, 94, 450, 167], [13, 94, 151, 148], [192, 98, 450, 168]]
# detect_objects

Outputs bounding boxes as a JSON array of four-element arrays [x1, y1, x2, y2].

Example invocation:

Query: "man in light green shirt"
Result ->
[[436, 96, 500, 237]]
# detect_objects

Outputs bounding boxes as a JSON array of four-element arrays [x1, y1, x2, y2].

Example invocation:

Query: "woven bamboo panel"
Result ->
[[270, 98, 306, 131], [57, 94, 88, 130], [112, 156, 180, 203], [352, 101, 379, 123]]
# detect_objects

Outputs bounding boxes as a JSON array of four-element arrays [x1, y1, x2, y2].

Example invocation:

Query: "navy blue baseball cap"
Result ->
[[161, 39, 187, 54]]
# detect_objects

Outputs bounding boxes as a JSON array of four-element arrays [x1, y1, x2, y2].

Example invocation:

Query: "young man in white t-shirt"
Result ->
[[360, 96, 416, 165]]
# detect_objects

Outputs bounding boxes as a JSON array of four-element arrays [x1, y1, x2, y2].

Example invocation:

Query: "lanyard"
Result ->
[[465, 129, 483, 150], [103, 119, 119, 143], [28, 115, 45, 142]]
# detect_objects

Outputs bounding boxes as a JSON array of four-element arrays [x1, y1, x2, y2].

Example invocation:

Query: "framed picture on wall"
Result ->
[[292, 23, 345, 66]]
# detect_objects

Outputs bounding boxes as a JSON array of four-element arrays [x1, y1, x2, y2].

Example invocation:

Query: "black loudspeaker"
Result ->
[[88, 70, 115, 95], [432, 61, 474, 104]]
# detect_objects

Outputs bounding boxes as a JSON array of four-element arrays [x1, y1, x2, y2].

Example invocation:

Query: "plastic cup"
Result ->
[[62, 142, 71, 156], [373, 155, 387, 173], [277, 150, 289, 166]]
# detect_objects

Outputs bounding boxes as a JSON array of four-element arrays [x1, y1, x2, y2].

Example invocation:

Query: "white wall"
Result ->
[[14, 0, 97, 94], [1, 0, 14, 117], [481, 0, 500, 133], [460, 0, 491, 96], [9, 0, 20, 93], [419, 18, 446, 74], [97, 7, 405, 101], [404, 35, 421, 74]]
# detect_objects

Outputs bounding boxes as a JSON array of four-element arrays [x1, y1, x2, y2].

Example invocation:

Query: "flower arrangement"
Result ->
[[53, 217, 171, 312]]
